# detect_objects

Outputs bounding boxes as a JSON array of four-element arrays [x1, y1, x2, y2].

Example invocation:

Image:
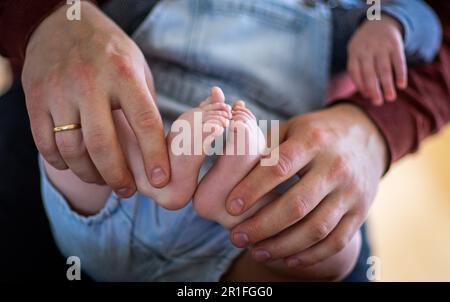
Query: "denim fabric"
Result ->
[[40, 157, 242, 281], [133, 0, 331, 119]]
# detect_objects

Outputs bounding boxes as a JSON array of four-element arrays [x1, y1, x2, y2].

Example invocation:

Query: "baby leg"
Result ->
[[116, 87, 232, 210], [44, 161, 112, 216]]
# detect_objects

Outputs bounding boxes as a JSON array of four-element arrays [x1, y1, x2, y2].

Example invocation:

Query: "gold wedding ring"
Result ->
[[53, 123, 82, 133]]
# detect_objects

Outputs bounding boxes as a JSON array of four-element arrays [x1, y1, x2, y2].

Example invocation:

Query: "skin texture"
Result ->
[[347, 14, 407, 105], [222, 230, 361, 281], [22, 1, 170, 198], [225, 104, 387, 269], [44, 87, 231, 213], [27, 1, 390, 278], [44, 89, 362, 281], [116, 87, 231, 210], [193, 100, 268, 228]]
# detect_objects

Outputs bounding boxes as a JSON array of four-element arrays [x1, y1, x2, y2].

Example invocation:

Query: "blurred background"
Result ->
[[0, 55, 449, 281], [369, 126, 450, 281], [0, 56, 12, 96]]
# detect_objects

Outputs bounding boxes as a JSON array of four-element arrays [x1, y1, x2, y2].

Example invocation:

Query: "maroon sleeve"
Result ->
[[0, 0, 100, 78], [329, 1, 450, 167]]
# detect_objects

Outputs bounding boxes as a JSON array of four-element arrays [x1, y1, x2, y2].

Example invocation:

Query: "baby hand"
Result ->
[[347, 14, 408, 106]]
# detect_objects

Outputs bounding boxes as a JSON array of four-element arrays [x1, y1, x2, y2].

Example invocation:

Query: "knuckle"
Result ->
[[110, 53, 136, 78], [41, 151, 66, 170], [271, 150, 293, 177], [57, 137, 84, 160], [307, 126, 329, 148], [34, 134, 56, 157], [290, 196, 309, 220], [107, 168, 130, 189], [345, 183, 364, 207], [352, 196, 370, 216], [328, 155, 351, 181], [77, 173, 99, 184], [48, 159, 67, 170], [47, 71, 63, 89], [24, 83, 45, 106], [84, 127, 110, 155], [385, 38, 399, 50], [134, 109, 160, 131], [245, 220, 263, 242], [309, 222, 331, 242], [332, 236, 348, 254]]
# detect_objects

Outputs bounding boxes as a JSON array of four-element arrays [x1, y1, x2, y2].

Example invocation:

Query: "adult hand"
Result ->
[[22, 1, 170, 197], [225, 104, 387, 267]]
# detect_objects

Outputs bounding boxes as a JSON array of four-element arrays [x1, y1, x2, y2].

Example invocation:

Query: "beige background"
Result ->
[[368, 126, 450, 281], [1, 56, 449, 281]]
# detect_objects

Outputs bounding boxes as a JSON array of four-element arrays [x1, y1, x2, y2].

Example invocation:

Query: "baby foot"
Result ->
[[115, 87, 231, 210], [193, 101, 269, 228]]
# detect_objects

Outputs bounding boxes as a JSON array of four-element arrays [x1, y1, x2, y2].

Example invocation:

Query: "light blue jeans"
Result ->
[[41, 0, 331, 281]]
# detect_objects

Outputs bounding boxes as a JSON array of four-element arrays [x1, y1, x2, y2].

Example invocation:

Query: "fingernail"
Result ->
[[151, 167, 166, 185], [232, 232, 249, 247], [116, 187, 133, 197], [287, 257, 302, 268], [229, 198, 244, 215], [253, 249, 271, 262]]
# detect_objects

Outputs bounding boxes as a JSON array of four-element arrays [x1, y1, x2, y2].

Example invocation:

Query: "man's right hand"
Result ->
[[22, 1, 170, 197]]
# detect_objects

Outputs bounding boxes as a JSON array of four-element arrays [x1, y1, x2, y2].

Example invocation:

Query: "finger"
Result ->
[[52, 104, 103, 184], [28, 108, 68, 170], [225, 136, 317, 216], [347, 57, 367, 97], [391, 49, 408, 89], [119, 77, 170, 188], [230, 164, 336, 248], [284, 214, 360, 268], [375, 54, 397, 101], [143, 63, 157, 101], [80, 96, 136, 197], [251, 193, 346, 262], [360, 57, 383, 105]]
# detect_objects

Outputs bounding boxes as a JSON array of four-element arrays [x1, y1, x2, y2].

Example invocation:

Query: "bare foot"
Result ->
[[115, 87, 231, 210], [193, 101, 268, 228]]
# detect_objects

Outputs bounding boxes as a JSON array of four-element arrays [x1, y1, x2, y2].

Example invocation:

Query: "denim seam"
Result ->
[[205, 0, 311, 32]]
